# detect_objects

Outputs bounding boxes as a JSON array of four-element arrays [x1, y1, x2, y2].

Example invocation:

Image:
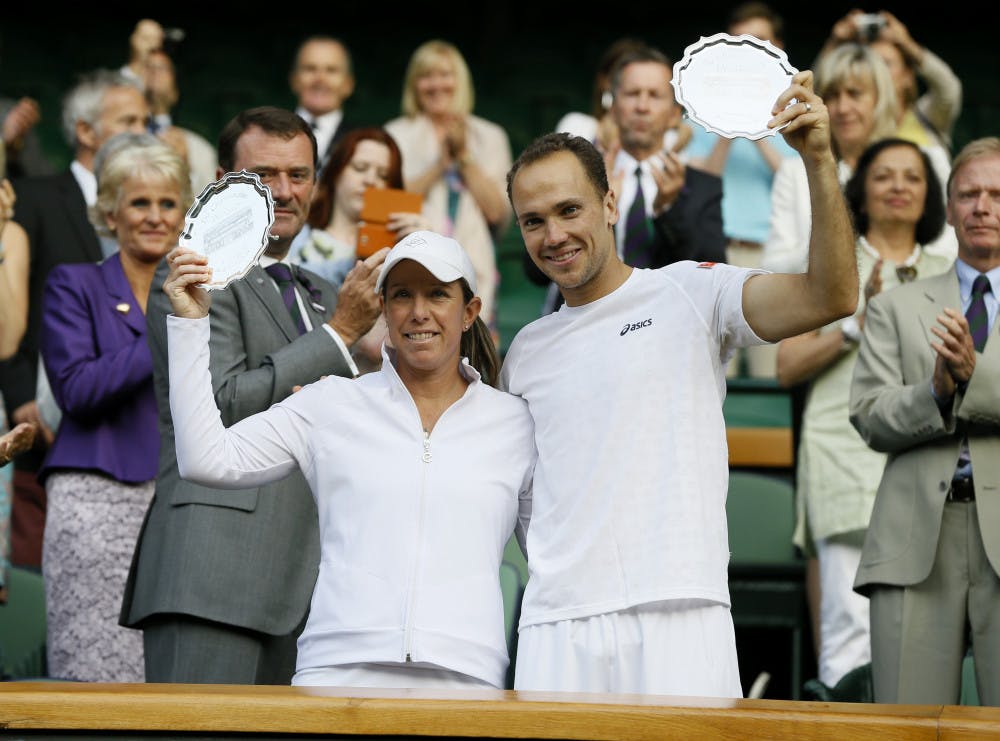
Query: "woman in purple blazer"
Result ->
[[39, 133, 191, 682]]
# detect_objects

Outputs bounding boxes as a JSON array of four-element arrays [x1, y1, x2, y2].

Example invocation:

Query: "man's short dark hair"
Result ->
[[608, 46, 672, 94], [217, 106, 318, 173], [728, 1, 785, 44], [506, 132, 609, 206]]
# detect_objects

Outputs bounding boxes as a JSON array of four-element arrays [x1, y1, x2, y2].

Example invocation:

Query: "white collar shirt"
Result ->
[[297, 107, 343, 161]]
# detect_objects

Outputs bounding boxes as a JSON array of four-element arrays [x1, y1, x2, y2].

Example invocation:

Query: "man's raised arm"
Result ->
[[742, 70, 858, 342]]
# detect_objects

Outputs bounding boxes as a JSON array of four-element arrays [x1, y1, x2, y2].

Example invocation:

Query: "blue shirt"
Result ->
[[686, 123, 796, 244]]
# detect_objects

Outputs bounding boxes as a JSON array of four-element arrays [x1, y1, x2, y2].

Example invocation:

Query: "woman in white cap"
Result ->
[[162, 230, 534, 689]]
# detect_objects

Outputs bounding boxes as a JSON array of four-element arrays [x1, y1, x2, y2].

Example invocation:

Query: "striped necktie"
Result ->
[[264, 263, 307, 335], [622, 166, 653, 268], [967, 274, 991, 352]]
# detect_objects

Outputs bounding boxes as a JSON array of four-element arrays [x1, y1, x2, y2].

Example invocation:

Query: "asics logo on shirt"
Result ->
[[620, 318, 653, 336]]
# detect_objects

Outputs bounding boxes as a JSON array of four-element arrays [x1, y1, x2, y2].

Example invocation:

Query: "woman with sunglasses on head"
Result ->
[[763, 44, 956, 278], [776, 137, 952, 691], [161, 231, 534, 689]]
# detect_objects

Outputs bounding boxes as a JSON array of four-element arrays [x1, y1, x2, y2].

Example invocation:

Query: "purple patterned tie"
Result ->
[[967, 274, 991, 352], [623, 167, 653, 269], [264, 263, 306, 335]]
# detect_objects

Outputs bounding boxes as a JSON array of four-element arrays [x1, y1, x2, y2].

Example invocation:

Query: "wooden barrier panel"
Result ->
[[2, 682, 998, 740], [727, 427, 794, 468]]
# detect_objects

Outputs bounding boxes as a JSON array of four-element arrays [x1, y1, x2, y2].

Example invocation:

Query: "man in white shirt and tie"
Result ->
[[290, 36, 358, 175], [529, 45, 727, 315], [607, 45, 726, 270]]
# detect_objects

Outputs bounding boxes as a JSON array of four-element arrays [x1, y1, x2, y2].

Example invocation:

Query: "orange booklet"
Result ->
[[357, 188, 424, 258]]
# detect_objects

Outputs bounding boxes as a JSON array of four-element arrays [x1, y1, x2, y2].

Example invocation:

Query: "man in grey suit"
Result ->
[[121, 106, 386, 684], [850, 136, 1000, 705]]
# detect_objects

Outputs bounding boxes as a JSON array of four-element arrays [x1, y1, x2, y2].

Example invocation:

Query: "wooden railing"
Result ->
[[727, 426, 793, 468], [2, 682, 998, 739], [725, 378, 795, 468]]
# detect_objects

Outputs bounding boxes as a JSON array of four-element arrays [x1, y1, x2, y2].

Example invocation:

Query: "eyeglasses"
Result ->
[[896, 265, 918, 283]]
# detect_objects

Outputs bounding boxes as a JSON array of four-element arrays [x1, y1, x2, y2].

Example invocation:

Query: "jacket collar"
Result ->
[[99, 253, 147, 335], [380, 344, 481, 401]]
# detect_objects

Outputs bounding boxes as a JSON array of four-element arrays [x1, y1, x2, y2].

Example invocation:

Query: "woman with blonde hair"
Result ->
[[39, 132, 192, 681], [763, 44, 956, 276], [820, 10, 962, 152], [385, 40, 512, 335]]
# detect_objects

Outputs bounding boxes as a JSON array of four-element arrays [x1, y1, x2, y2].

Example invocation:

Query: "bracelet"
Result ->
[[0, 240, 5, 266]]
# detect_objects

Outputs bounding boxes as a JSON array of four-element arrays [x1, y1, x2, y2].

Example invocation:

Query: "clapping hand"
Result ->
[[0, 179, 15, 235], [930, 308, 977, 401], [0, 422, 36, 467], [1, 98, 41, 152], [856, 260, 887, 330], [649, 150, 686, 215], [443, 115, 468, 165]]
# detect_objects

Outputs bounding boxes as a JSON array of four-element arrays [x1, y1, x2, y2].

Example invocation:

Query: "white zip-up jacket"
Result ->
[[168, 315, 535, 687]]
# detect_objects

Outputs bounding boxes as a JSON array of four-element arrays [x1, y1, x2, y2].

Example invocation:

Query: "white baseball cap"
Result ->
[[374, 230, 478, 294]]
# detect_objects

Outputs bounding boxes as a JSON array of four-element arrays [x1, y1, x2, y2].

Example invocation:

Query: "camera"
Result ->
[[854, 12, 886, 42]]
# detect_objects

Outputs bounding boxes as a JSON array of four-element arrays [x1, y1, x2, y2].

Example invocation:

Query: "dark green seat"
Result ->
[[500, 535, 529, 689], [803, 663, 873, 703], [726, 471, 807, 699], [0, 567, 47, 680]]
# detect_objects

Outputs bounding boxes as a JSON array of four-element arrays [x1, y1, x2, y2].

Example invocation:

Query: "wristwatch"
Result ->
[[840, 316, 862, 346]]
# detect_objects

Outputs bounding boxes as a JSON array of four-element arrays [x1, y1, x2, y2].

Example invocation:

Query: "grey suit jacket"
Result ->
[[849, 265, 1000, 594], [121, 262, 355, 635]]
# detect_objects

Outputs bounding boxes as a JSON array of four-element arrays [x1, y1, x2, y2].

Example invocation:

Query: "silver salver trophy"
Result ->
[[179, 170, 276, 290], [672, 33, 798, 141]]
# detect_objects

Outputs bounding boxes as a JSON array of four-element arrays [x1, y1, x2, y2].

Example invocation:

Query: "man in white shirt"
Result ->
[[289, 36, 357, 174], [607, 46, 725, 270], [502, 69, 857, 696], [143, 49, 219, 193]]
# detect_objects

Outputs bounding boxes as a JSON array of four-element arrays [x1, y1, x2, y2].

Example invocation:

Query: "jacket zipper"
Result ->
[[403, 428, 432, 662], [399, 385, 472, 664]]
